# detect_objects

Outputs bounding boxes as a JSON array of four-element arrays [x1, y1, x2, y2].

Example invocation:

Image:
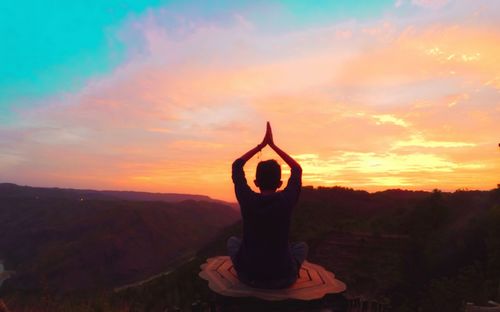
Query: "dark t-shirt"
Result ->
[[231, 158, 302, 287]]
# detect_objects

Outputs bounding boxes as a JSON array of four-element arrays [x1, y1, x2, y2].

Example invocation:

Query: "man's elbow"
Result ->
[[232, 158, 244, 171]]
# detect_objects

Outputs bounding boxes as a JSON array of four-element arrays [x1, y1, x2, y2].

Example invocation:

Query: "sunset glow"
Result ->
[[1, 0, 499, 201]]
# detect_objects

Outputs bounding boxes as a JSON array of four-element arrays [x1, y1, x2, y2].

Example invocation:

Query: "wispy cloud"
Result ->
[[372, 114, 411, 128]]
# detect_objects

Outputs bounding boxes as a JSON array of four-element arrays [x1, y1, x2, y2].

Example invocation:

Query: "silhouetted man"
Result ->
[[228, 122, 308, 289]]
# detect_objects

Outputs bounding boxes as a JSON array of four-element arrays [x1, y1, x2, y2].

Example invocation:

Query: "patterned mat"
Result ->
[[199, 256, 346, 301]]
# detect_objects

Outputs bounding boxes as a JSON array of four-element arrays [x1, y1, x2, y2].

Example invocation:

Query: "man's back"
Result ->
[[232, 158, 301, 286]]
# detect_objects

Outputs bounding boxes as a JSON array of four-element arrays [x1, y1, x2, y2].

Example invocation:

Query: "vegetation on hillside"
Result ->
[[2, 186, 499, 311], [0, 185, 239, 294], [111, 187, 500, 311]]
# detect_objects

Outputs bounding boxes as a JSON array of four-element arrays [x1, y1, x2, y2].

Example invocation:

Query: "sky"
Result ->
[[0, 0, 499, 201]]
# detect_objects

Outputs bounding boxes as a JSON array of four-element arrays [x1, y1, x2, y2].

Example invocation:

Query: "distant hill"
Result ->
[[0, 183, 237, 208], [0, 184, 240, 293]]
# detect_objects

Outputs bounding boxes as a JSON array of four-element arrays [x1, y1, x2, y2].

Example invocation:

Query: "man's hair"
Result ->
[[256, 159, 281, 190]]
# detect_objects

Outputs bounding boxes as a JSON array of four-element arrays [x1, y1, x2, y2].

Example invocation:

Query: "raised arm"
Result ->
[[236, 143, 265, 164], [265, 122, 302, 202], [234, 122, 272, 164], [270, 143, 301, 171], [232, 124, 270, 200]]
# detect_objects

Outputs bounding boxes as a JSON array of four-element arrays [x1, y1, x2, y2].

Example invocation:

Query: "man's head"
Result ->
[[254, 159, 283, 192]]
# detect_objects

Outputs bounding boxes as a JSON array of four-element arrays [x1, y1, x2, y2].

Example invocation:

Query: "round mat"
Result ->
[[199, 256, 346, 301]]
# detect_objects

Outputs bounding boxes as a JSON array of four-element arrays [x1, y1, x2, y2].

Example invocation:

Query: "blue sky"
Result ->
[[1, 0, 165, 120], [0, 0, 394, 122]]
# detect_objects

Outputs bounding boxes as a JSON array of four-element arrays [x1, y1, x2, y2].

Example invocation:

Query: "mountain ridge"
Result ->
[[0, 182, 237, 209]]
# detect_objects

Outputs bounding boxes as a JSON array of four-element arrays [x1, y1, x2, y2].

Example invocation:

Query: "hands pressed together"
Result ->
[[237, 121, 301, 171], [259, 122, 275, 150]]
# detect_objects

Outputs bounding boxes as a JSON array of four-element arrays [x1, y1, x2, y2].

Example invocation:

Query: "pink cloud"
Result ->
[[412, 0, 450, 9]]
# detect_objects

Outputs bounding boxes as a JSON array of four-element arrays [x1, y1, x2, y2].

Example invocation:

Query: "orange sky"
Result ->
[[1, 0, 499, 201]]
